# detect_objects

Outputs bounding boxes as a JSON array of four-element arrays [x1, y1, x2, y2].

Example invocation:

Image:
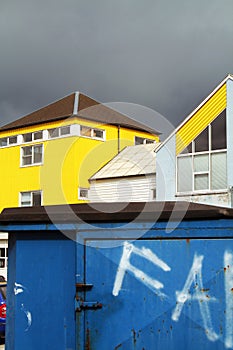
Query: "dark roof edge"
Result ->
[[0, 115, 74, 132], [0, 113, 159, 135], [0, 202, 232, 225]]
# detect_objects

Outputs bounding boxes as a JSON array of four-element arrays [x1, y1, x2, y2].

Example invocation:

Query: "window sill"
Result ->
[[20, 163, 43, 168], [176, 190, 228, 197]]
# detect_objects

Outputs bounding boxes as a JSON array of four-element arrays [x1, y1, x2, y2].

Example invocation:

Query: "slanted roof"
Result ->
[[0, 92, 160, 135], [156, 74, 233, 153], [90, 143, 160, 181]]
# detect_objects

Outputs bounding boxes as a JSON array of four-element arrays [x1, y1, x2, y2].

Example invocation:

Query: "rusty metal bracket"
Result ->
[[76, 299, 102, 312], [76, 283, 93, 291]]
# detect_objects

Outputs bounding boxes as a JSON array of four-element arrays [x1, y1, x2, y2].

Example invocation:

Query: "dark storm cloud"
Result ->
[[0, 0, 233, 132]]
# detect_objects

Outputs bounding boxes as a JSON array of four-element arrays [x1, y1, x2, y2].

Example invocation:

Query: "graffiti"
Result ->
[[14, 282, 32, 332], [171, 253, 219, 342], [112, 242, 233, 349], [112, 241, 171, 298]]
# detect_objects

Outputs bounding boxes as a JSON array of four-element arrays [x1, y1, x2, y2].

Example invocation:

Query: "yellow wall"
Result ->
[[176, 83, 227, 155], [0, 117, 158, 211]]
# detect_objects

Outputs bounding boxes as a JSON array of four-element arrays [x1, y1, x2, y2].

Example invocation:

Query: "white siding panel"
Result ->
[[89, 175, 156, 202]]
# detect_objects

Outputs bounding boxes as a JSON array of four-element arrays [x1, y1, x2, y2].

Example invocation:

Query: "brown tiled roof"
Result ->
[[0, 92, 160, 134]]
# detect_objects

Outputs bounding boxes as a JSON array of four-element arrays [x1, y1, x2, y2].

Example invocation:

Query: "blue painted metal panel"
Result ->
[[81, 229, 233, 349], [6, 232, 76, 350]]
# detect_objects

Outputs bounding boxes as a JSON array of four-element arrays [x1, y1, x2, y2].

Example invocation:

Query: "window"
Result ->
[[135, 136, 155, 145], [0, 247, 8, 269], [23, 133, 32, 142], [34, 131, 43, 140], [80, 125, 105, 140], [22, 131, 43, 143], [20, 191, 42, 207], [0, 138, 7, 147], [48, 126, 71, 139], [151, 188, 156, 200], [78, 187, 89, 200], [0, 136, 18, 147], [60, 126, 70, 136], [21, 144, 43, 166], [80, 126, 92, 137], [177, 110, 227, 193], [9, 136, 17, 144]]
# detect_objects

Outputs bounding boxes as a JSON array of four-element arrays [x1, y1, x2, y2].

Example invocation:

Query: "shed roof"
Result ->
[[0, 92, 160, 135], [90, 143, 160, 180], [0, 201, 232, 225]]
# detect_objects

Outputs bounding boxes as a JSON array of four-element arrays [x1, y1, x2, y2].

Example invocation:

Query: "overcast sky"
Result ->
[[1, 0, 233, 134]]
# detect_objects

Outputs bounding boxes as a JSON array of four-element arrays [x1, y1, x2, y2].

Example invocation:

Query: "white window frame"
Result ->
[[20, 144, 44, 167], [0, 243, 8, 271], [78, 187, 89, 200], [22, 131, 43, 143], [176, 120, 227, 195], [0, 135, 18, 148], [20, 190, 43, 207], [80, 125, 105, 141], [48, 125, 72, 139], [134, 136, 156, 145]]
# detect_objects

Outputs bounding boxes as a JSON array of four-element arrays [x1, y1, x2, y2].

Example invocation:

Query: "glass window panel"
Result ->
[[0, 248, 5, 257], [49, 128, 59, 138], [194, 174, 209, 191], [23, 133, 32, 142], [211, 152, 227, 190], [135, 137, 144, 145], [60, 126, 70, 136], [194, 127, 209, 152], [211, 110, 226, 150], [21, 192, 32, 206], [177, 156, 192, 192], [9, 136, 17, 144], [22, 156, 32, 165], [0, 259, 5, 268], [21, 192, 31, 201], [145, 139, 155, 144], [23, 146, 32, 156], [79, 188, 89, 199], [0, 138, 7, 147], [21, 201, 31, 207], [32, 192, 41, 206], [93, 129, 104, 139], [34, 145, 43, 163], [194, 154, 209, 172], [34, 131, 43, 140], [181, 142, 192, 154], [80, 126, 91, 137]]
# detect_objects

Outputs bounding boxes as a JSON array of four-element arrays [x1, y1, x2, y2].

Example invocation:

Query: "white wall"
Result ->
[[89, 175, 156, 202], [156, 135, 176, 201]]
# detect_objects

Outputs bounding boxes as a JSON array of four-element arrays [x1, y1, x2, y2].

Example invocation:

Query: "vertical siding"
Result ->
[[176, 83, 227, 155], [89, 175, 156, 202]]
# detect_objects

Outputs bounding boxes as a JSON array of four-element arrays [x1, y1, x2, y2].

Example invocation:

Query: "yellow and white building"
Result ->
[[0, 91, 159, 212], [156, 74, 233, 207]]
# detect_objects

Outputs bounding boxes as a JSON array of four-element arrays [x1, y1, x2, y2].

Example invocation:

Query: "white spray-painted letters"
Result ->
[[112, 243, 233, 349]]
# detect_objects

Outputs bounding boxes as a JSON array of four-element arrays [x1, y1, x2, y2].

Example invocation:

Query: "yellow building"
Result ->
[[0, 92, 159, 212]]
